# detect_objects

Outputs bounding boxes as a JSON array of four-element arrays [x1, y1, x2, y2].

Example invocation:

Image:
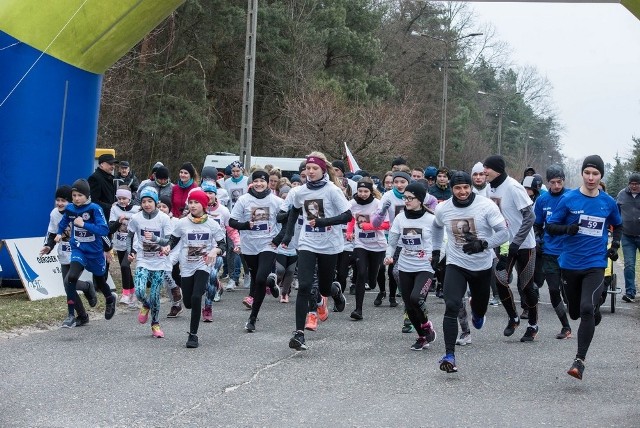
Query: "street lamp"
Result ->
[[412, 31, 483, 167], [478, 90, 520, 155]]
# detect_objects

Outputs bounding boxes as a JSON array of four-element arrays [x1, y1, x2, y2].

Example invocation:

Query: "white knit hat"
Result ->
[[472, 162, 484, 174]]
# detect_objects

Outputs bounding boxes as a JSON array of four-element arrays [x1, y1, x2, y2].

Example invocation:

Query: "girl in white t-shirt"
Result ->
[[109, 186, 140, 307]]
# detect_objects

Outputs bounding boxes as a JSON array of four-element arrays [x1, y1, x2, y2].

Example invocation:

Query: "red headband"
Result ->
[[306, 156, 327, 173]]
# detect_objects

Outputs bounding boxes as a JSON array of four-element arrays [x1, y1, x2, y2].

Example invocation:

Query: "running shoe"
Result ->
[[186, 333, 199, 348], [245, 317, 256, 332], [622, 294, 635, 303], [567, 358, 585, 380], [289, 331, 308, 351], [503, 317, 520, 336], [138, 305, 150, 324], [167, 304, 183, 318], [520, 325, 538, 342], [225, 279, 236, 292], [61, 315, 76, 328], [75, 313, 90, 327], [267, 273, 280, 298], [213, 288, 222, 302], [292, 279, 299, 290], [202, 305, 213, 322], [350, 309, 363, 320], [556, 327, 572, 339], [85, 282, 97, 307], [243, 275, 251, 289], [119, 293, 131, 305], [242, 296, 253, 309], [219, 273, 229, 280], [456, 331, 472, 346], [471, 312, 486, 330], [410, 337, 428, 351], [128, 295, 138, 310], [331, 281, 346, 312], [151, 323, 164, 338], [349, 285, 356, 295], [402, 313, 413, 333], [422, 320, 437, 344], [439, 353, 458, 373], [305, 312, 318, 331], [105, 292, 117, 320], [488, 296, 500, 306], [520, 309, 529, 319], [373, 291, 386, 306], [280, 294, 289, 303], [389, 297, 398, 308], [317, 296, 329, 322]]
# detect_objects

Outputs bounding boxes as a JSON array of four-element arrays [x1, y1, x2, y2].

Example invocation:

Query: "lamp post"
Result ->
[[478, 90, 520, 155], [412, 31, 482, 167]]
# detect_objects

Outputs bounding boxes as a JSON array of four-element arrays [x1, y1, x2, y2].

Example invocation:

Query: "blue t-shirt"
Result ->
[[534, 188, 568, 256], [548, 188, 621, 270]]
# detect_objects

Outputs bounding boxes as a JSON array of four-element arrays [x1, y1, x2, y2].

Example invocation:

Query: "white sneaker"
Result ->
[[456, 331, 472, 346], [225, 279, 236, 292], [213, 289, 222, 302], [119, 293, 131, 305], [128, 295, 139, 309], [292, 279, 299, 290], [243, 275, 251, 289]]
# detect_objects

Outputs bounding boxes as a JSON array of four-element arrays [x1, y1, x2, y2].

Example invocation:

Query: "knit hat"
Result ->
[[71, 179, 90, 199], [391, 157, 407, 168], [471, 162, 484, 175], [251, 170, 269, 182], [155, 166, 169, 180], [450, 171, 472, 186], [392, 171, 411, 183], [180, 162, 196, 179], [55, 185, 72, 202], [546, 164, 565, 181], [201, 181, 218, 193], [582, 155, 605, 177], [522, 175, 541, 190], [357, 179, 373, 191], [116, 187, 132, 200], [188, 189, 209, 209], [201, 166, 218, 181], [152, 161, 164, 172], [404, 182, 426, 203], [279, 185, 291, 195], [224, 165, 232, 176], [523, 167, 536, 177], [331, 160, 346, 174], [298, 160, 307, 173], [290, 174, 302, 184], [352, 174, 363, 182], [483, 155, 506, 175], [437, 166, 451, 179], [424, 166, 438, 179], [355, 170, 370, 178], [140, 187, 159, 204], [629, 173, 640, 184], [159, 195, 172, 211]]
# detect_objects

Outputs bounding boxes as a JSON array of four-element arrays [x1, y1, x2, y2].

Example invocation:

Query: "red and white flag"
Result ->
[[344, 142, 361, 173]]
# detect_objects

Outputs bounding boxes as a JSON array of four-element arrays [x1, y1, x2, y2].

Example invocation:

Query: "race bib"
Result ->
[[578, 214, 605, 237], [73, 227, 95, 243], [358, 231, 376, 241]]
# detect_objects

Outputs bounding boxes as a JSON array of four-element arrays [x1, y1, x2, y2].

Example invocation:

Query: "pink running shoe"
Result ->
[[242, 296, 254, 309], [138, 306, 150, 324], [151, 323, 164, 338], [202, 305, 213, 322]]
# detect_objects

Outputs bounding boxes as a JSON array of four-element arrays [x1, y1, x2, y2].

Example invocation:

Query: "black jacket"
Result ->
[[114, 171, 140, 192], [88, 167, 116, 221]]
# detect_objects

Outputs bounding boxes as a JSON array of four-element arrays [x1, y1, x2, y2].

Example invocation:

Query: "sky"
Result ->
[[467, 1, 640, 166]]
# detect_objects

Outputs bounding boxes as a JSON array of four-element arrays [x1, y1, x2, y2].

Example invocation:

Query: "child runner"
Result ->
[[163, 189, 226, 348], [109, 185, 140, 307], [282, 152, 351, 350], [275, 185, 297, 303], [40, 185, 97, 327], [157, 196, 184, 317], [126, 187, 172, 338], [385, 182, 438, 349], [55, 179, 116, 326]]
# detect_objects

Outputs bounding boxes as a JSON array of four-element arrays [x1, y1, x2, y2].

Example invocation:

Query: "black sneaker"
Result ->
[[556, 327, 572, 339], [622, 294, 635, 303], [503, 317, 520, 337], [402, 314, 413, 333], [245, 317, 256, 332], [105, 292, 117, 320], [389, 298, 398, 307], [61, 315, 76, 328], [266, 273, 280, 298], [186, 333, 199, 348], [167, 304, 183, 318], [350, 309, 363, 320], [520, 325, 538, 342], [85, 282, 97, 308], [331, 282, 346, 312], [374, 292, 386, 306], [349, 285, 356, 295], [520, 309, 529, 319], [289, 331, 308, 351], [75, 313, 90, 327], [567, 358, 585, 380], [410, 337, 428, 351]]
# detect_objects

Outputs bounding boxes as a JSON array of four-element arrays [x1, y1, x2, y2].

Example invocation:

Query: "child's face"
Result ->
[[72, 191, 87, 205], [55, 197, 68, 211], [188, 200, 205, 217], [141, 197, 156, 213], [158, 202, 171, 215], [117, 196, 130, 207], [205, 191, 216, 204]]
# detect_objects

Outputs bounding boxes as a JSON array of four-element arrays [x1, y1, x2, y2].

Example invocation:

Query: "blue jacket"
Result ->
[[57, 202, 109, 254]]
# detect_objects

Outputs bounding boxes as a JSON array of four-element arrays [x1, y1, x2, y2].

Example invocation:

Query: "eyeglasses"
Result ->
[[402, 195, 416, 202]]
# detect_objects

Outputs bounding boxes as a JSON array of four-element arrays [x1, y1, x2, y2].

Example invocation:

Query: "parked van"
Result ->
[[203, 152, 305, 179]]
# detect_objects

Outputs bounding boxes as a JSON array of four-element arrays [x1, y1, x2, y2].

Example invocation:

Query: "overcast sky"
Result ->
[[468, 1, 640, 166]]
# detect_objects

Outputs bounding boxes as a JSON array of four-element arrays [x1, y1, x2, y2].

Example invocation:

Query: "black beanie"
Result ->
[[546, 164, 565, 181], [155, 166, 170, 180], [180, 162, 196, 179], [332, 160, 346, 174], [483, 155, 506, 175], [391, 157, 407, 167], [159, 195, 172, 211], [201, 166, 218, 181], [450, 171, 472, 186], [582, 155, 604, 178], [628, 173, 640, 184], [251, 170, 269, 182], [71, 179, 90, 199], [404, 182, 427, 203], [55, 185, 72, 202]]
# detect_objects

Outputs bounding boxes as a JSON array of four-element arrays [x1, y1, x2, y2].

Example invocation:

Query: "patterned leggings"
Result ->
[[134, 267, 164, 324]]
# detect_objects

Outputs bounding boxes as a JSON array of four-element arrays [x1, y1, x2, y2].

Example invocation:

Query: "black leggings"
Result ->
[[295, 250, 339, 331], [61, 264, 92, 316], [335, 250, 352, 292], [181, 270, 209, 335], [495, 248, 538, 325], [66, 261, 110, 300], [276, 253, 298, 296], [443, 264, 492, 354], [561, 268, 604, 360], [116, 250, 134, 291], [244, 252, 277, 319], [398, 270, 433, 336], [353, 248, 385, 311], [543, 254, 570, 329], [378, 248, 400, 297]]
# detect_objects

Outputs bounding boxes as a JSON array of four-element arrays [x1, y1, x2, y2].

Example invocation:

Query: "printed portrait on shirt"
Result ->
[[304, 199, 325, 220], [231, 189, 243, 204], [394, 204, 404, 217], [251, 206, 270, 231], [450, 218, 477, 244], [356, 213, 369, 228], [489, 196, 502, 212]]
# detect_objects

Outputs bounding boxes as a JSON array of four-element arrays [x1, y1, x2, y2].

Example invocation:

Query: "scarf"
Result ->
[[452, 191, 476, 208], [178, 178, 194, 189], [231, 176, 244, 184], [306, 174, 329, 190], [355, 194, 374, 205], [489, 173, 507, 189], [249, 187, 271, 199], [188, 213, 208, 224], [404, 206, 427, 219], [392, 187, 404, 200]]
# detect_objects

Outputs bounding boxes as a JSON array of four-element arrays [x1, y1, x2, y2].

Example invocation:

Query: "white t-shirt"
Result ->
[[172, 216, 226, 276], [434, 196, 505, 270], [224, 176, 249, 209], [487, 176, 536, 249], [279, 186, 303, 250], [388, 210, 436, 272], [110, 203, 141, 251], [292, 182, 351, 255], [350, 198, 387, 252], [379, 190, 405, 225], [230, 192, 282, 255], [47, 208, 72, 265], [127, 210, 172, 271]]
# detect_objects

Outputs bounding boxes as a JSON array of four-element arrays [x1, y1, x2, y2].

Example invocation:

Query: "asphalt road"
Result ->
[[1, 279, 639, 427]]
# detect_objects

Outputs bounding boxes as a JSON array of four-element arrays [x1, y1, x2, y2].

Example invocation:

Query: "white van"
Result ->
[[203, 152, 306, 178]]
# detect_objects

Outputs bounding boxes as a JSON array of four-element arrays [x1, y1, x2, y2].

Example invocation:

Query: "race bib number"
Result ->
[[73, 227, 95, 243], [401, 236, 422, 248], [578, 214, 605, 237], [358, 231, 376, 240], [251, 221, 269, 233], [116, 231, 128, 242], [305, 225, 328, 233]]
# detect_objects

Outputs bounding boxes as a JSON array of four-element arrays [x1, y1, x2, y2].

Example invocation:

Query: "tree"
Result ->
[[607, 153, 627, 197]]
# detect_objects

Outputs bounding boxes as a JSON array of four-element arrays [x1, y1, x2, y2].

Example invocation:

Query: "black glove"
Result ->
[[507, 242, 519, 260], [462, 239, 487, 255], [314, 217, 327, 228], [566, 224, 579, 235], [607, 241, 620, 261], [431, 250, 441, 272], [495, 254, 509, 271]]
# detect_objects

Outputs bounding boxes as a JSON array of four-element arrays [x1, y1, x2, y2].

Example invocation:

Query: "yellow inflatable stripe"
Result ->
[[622, 0, 640, 21]]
